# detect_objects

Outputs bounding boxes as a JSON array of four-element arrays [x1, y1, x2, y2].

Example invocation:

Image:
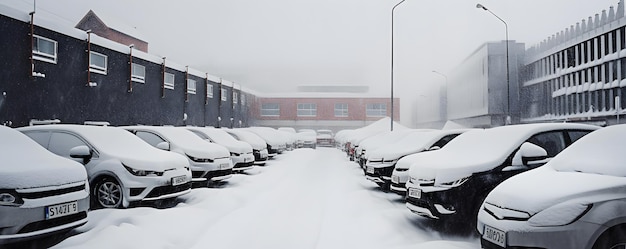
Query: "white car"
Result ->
[[187, 127, 255, 172], [18, 125, 191, 209], [365, 129, 467, 191], [124, 126, 233, 185], [478, 124, 626, 249], [245, 127, 287, 157], [0, 126, 89, 244], [405, 123, 599, 222], [316, 129, 334, 147], [297, 129, 317, 149], [224, 129, 269, 166]]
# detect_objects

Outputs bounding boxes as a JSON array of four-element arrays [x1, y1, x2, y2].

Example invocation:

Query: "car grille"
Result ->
[[145, 182, 192, 198], [20, 184, 86, 199], [207, 168, 233, 178], [234, 161, 254, 168], [406, 196, 430, 209], [18, 212, 87, 234]]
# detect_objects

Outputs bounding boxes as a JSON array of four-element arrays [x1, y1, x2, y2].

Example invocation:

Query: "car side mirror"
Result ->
[[428, 146, 441, 151], [511, 142, 549, 166], [156, 141, 170, 151], [69, 145, 92, 164]]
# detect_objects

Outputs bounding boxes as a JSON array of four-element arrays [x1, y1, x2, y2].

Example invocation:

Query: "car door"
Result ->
[[47, 132, 96, 164]]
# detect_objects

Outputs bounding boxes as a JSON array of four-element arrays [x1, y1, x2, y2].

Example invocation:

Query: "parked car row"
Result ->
[[338, 122, 626, 249], [0, 123, 310, 245]]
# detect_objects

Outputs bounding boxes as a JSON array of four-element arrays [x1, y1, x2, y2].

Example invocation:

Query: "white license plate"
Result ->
[[483, 225, 506, 247], [366, 166, 374, 174], [220, 163, 230, 169], [408, 188, 421, 199], [46, 201, 79, 220], [392, 175, 399, 183], [172, 175, 188, 186]]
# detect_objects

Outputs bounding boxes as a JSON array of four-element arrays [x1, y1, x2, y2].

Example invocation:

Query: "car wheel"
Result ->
[[593, 225, 626, 249], [93, 177, 123, 209]]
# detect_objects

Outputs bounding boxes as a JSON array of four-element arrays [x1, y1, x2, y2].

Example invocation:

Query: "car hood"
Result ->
[[177, 142, 230, 159], [116, 149, 190, 171], [219, 140, 253, 154], [408, 149, 503, 184], [485, 167, 626, 215], [1, 129, 87, 189], [368, 146, 427, 161]]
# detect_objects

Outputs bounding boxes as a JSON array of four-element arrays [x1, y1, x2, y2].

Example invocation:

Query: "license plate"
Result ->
[[483, 225, 506, 247], [392, 175, 399, 183], [46, 201, 78, 220], [366, 166, 374, 174], [220, 163, 230, 169], [171, 175, 188, 186], [408, 188, 421, 199]]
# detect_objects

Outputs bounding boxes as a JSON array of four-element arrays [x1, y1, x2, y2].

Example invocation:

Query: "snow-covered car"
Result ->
[[405, 123, 599, 222], [477, 124, 626, 249], [357, 129, 422, 168], [123, 126, 232, 186], [316, 129, 334, 147], [18, 125, 191, 209], [246, 127, 287, 156], [186, 127, 255, 172], [0, 126, 89, 244], [366, 129, 467, 191], [278, 127, 302, 148], [224, 128, 269, 165], [298, 129, 317, 149]]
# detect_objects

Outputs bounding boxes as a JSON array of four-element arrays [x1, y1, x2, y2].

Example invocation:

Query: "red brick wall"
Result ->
[[253, 97, 400, 122]]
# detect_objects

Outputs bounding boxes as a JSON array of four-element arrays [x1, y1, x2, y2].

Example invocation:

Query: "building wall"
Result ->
[[253, 97, 400, 132], [521, 1, 626, 126], [0, 11, 249, 128]]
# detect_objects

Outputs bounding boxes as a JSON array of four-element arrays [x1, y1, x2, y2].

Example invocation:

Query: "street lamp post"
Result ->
[[476, 3, 511, 125], [391, 0, 406, 132]]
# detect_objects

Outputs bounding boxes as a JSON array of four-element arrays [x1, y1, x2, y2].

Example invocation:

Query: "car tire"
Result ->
[[593, 225, 626, 249], [93, 177, 123, 209]]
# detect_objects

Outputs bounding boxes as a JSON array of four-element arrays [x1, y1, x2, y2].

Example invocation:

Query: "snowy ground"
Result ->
[[33, 148, 479, 249]]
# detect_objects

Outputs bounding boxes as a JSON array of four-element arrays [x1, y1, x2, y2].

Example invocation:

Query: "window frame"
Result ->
[[334, 103, 349, 117], [187, 79, 197, 94], [89, 51, 108, 75], [164, 72, 175, 90], [32, 35, 58, 64], [366, 103, 387, 117], [233, 92, 238, 104], [221, 88, 228, 102], [260, 103, 280, 117], [297, 103, 317, 117], [131, 63, 146, 83], [206, 84, 214, 98]]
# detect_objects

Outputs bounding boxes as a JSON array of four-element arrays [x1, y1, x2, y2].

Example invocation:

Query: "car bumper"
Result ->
[[390, 170, 409, 195], [364, 164, 394, 184], [189, 158, 233, 181], [477, 210, 601, 249], [0, 190, 90, 244], [232, 154, 255, 171], [405, 182, 457, 219], [124, 168, 193, 202]]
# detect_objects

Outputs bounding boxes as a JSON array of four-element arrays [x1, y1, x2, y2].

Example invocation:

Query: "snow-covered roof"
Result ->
[[224, 128, 267, 149], [1, 126, 87, 189], [368, 129, 470, 160], [408, 123, 600, 183], [122, 126, 230, 159], [186, 127, 252, 154]]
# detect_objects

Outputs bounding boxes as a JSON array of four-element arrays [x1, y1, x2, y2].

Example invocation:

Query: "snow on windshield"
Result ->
[[550, 124, 626, 177]]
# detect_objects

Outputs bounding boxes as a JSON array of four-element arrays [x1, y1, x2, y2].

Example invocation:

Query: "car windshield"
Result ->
[[80, 127, 164, 156]]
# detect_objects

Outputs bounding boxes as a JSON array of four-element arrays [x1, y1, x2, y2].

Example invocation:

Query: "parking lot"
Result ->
[[29, 147, 478, 249]]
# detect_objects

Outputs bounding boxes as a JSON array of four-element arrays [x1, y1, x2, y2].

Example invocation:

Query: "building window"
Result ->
[[241, 94, 246, 105], [335, 103, 348, 117], [221, 88, 228, 101], [233, 92, 238, 104], [297, 103, 317, 117], [89, 51, 107, 75], [32, 35, 57, 63], [261, 103, 280, 116], [164, 72, 175, 90], [366, 103, 387, 117], [207, 84, 213, 98], [187, 79, 196, 94], [131, 63, 145, 83]]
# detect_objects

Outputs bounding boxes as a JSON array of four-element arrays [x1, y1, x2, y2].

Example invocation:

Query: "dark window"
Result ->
[[48, 132, 88, 158], [605, 33, 610, 56], [590, 39, 596, 61], [612, 30, 618, 53], [527, 131, 566, 158], [567, 131, 593, 144], [566, 47, 576, 68], [135, 131, 166, 147], [22, 131, 51, 148]]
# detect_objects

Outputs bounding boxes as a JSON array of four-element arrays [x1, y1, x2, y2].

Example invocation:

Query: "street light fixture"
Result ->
[[390, 0, 406, 131], [476, 3, 511, 125]]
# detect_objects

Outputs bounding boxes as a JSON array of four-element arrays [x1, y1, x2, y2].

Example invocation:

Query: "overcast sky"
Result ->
[[9, 0, 620, 125]]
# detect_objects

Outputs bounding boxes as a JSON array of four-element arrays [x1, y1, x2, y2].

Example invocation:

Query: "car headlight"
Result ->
[[383, 158, 398, 164], [187, 155, 214, 163], [124, 165, 164, 177], [0, 191, 24, 206], [528, 202, 592, 227], [437, 176, 470, 188], [230, 152, 241, 157]]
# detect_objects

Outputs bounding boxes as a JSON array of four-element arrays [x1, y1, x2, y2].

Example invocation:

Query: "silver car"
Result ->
[[0, 126, 90, 244], [478, 124, 626, 249]]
